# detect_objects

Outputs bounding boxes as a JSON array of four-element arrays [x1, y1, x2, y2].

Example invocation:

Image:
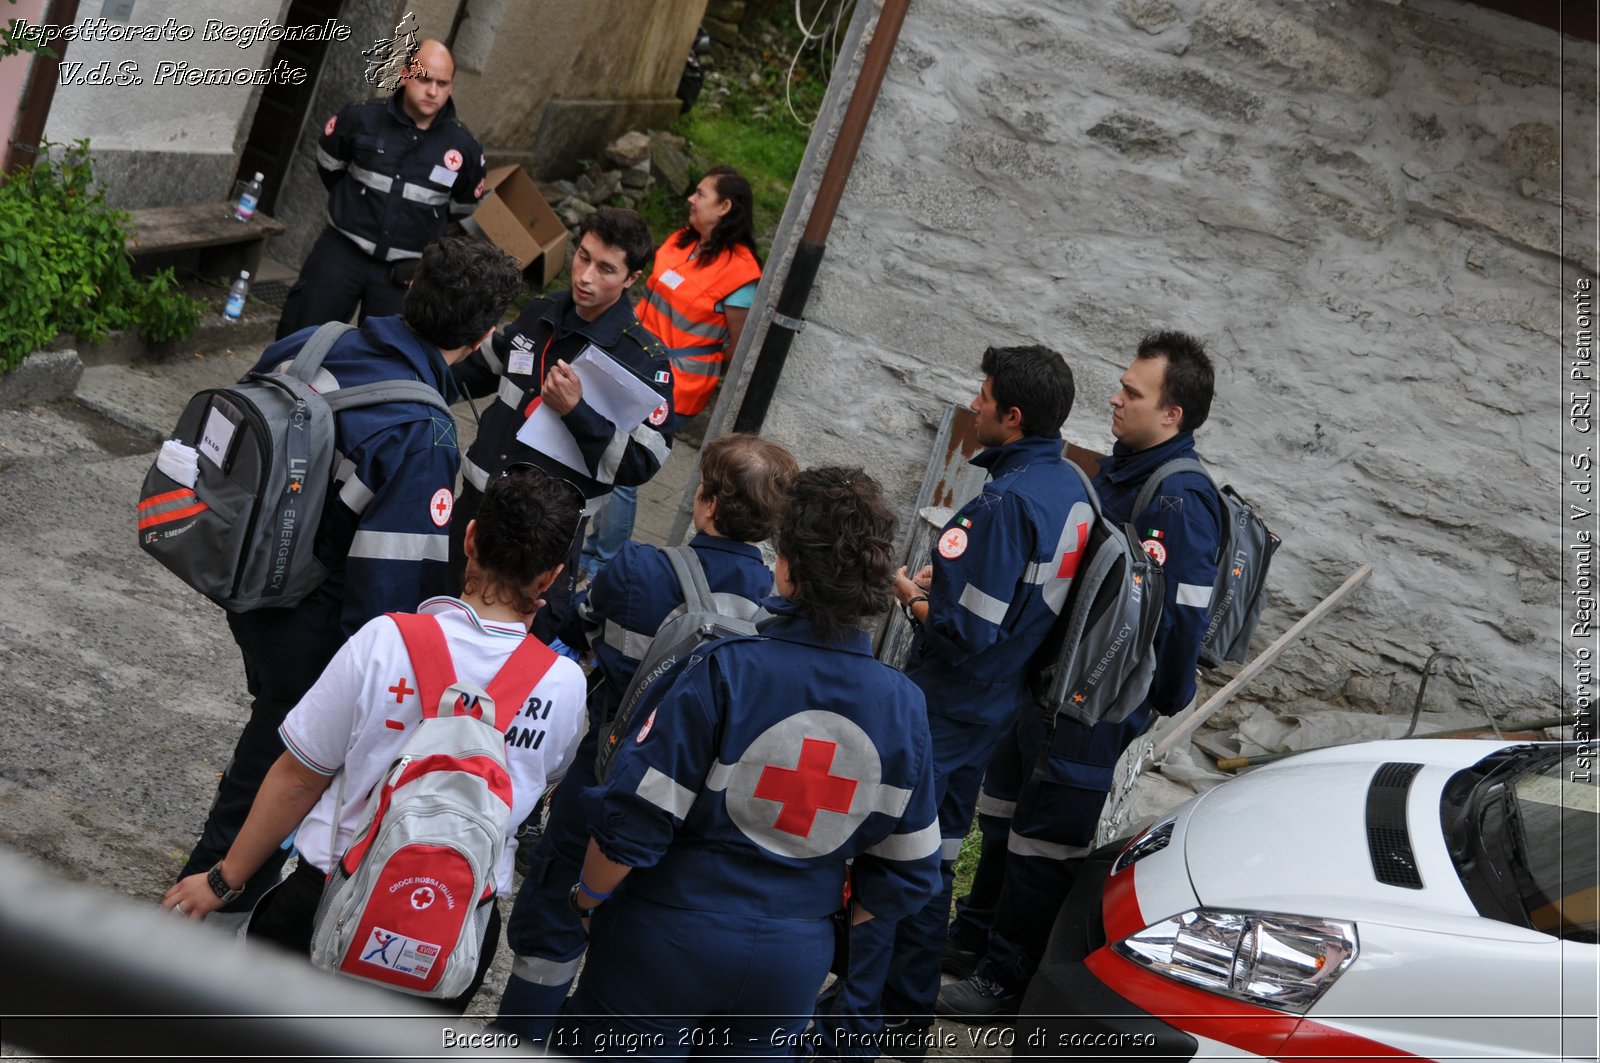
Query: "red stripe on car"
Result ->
[[1086, 948, 1422, 1061], [1102, 861, 1145, 943]]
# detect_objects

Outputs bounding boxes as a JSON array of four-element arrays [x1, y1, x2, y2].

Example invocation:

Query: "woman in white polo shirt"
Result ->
[[164, 464, 588, 1012]]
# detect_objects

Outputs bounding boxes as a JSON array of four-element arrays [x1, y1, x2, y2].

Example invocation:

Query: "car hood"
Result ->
[[1179, 739, 1523, 931]]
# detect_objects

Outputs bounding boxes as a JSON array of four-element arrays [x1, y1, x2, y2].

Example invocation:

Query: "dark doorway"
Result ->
[[235, 0, 347, 213]]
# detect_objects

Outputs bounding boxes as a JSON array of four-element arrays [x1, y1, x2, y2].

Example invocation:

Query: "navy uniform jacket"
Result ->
[[1093, 431, 1223, 715], [583, 600, 942, 923], [558, 532, 774, 726], [258, 317, 461, 635], [907, 434, 1092, 728], [314, 93, 485, 262], [452, 291, 675, 503]]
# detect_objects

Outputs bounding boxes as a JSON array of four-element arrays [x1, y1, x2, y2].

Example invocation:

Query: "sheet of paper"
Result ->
[[198, 404, 239, 469], [514, 344, 666, 476]]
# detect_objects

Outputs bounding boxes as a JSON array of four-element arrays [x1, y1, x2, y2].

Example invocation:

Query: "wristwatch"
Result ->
[[567, 882, 597, 917], [206, 864, 245, 906]]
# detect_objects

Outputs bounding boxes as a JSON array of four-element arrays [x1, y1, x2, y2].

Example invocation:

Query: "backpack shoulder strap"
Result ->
[[1064, 458, 1106, 520], [285, 322, 357, 382], [388, 612, 458, 720], [664, 545, 716, 615], [1130, 458, 1213, 522], [325, 379, 451, 415], [483, 636, 560, 734]]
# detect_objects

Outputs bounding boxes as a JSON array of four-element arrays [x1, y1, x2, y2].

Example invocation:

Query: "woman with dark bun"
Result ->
[[559, 467, 941, 1058]]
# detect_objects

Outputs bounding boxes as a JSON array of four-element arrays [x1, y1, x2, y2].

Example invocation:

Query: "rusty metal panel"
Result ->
[[876, 404, 987, 666]]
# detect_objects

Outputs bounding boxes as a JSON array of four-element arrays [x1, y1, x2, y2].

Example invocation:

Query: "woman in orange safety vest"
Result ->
[[580, 166, 764, 581]]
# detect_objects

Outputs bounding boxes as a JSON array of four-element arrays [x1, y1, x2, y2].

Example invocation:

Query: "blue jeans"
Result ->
[[580, 484, 637, 581]]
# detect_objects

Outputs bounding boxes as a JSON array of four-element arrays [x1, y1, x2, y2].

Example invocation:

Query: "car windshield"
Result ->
[[1445, 744, 1598, 942]]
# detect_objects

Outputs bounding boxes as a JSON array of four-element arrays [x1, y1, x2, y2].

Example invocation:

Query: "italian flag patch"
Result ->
[[957, 516, 972, 528], [1145, 528, 1164, 539]]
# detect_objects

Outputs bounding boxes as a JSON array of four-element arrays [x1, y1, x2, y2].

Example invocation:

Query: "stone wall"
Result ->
[[753, 0, 1596, 718], [43, 0, 292, 208]]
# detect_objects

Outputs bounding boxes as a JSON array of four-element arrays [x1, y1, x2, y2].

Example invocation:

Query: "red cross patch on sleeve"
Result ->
[[429, 488, 454, 527]]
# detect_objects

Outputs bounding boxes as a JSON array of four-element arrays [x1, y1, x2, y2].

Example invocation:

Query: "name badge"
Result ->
[[659, 269, 684, 290], [508, 351, 536, 376], [428, 165, 459, 188], [198, 402, 240, 469]]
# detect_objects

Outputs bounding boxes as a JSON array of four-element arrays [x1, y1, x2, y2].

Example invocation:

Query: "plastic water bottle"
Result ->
[[234, 172, 263, 222], [224, 270, 250, 322]]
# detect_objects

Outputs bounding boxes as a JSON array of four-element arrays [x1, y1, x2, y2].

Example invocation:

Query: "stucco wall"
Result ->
[[43, 0, 291, 206], [752, 0, 1595, 719]]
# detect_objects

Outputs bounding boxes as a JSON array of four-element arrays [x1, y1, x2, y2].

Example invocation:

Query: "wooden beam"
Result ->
[[1150, 563, 1374, 764]]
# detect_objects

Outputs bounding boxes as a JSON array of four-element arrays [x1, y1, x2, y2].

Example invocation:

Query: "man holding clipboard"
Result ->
[[450, 208, 675, 641]]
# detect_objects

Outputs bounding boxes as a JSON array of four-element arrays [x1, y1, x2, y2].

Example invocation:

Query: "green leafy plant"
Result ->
[[0, 140, 202, 373]]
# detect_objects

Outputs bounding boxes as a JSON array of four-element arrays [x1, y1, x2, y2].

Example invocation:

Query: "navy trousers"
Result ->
[[275, 228, 407, 340]]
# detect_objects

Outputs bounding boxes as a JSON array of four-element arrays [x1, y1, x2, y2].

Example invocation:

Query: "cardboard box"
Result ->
[[463, 165, 570, 287]]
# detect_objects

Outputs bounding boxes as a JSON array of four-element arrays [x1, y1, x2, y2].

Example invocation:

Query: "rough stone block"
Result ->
[[527, 99, 684, 181], [704, 16, 741, 46], [0, 349, 84, 407], [706, 0, 746, 23], [652, 135, 695, 197], [590, 170, 624, 203], [605, 130, 652, 169]]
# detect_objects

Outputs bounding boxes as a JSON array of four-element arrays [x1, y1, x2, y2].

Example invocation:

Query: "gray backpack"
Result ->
[[136, 322, 449, 612], [594, 546, 764, 780], [1027, 462, 1166, 729], [1132, 458, 1280, 667]]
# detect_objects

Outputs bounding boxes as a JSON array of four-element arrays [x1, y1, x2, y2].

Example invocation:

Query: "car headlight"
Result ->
[[1112, 909, 1357, 1013]]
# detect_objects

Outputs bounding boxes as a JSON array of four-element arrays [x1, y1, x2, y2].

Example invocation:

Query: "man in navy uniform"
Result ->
[[447, 207, 674, 643], [938, 330, 1223, 1018], [179, 237, 524, 914], [818, 345, 1091, 1055], [277, 38, 485, 338]]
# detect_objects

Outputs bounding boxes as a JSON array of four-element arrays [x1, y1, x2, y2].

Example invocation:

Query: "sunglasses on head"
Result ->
[[497, 462, 587, 541]]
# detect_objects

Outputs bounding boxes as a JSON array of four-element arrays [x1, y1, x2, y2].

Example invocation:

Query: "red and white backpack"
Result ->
[[308, 613, 555, 998]]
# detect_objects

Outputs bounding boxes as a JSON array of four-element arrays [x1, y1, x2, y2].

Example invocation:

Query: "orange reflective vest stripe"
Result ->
[[636, 236, 761, 417]]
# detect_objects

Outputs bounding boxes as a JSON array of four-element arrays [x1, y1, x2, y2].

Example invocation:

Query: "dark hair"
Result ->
[[775, 467, 897, 641], [403, 235, 524, 350], [577, 207, 654, 275], [1136, 331, 1214, 433], [672, 165, 761, 267], [469, 467, 583, 614], [697, 433, 799, 543], [979, 344, 1075, 437]]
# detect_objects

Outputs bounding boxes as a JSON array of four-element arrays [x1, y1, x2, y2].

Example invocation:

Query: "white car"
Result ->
[[1018, 740, 1598, 1062]]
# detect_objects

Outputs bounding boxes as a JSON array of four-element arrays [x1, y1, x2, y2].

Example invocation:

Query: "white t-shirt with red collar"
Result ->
[[279, 596, 587, 893]]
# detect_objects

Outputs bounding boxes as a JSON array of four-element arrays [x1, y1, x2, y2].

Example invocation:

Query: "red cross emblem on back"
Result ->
[[389, 678, 414, 703], [753, 738, 858, 837]]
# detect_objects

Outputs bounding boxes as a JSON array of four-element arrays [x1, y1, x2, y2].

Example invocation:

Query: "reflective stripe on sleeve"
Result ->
[[511, 953, 582, 986], [865, 821, 941, 863], [400, 183, 449, 206], [348, 530, 449, 563], [636, 766, 697, 819], [957, 583, 1010, 625], [449, 199, 475, 215], [337, 467, 374, 514], [603, 619, 654, 661], [939, 836, 966, 862], [629, 422, 670, 465], [1175, 582, 1214, 608], [462, 454, 490, 492], [314, 145, 346, 171], [497, 376, 523, 410], [594, 429, 629, 485]]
